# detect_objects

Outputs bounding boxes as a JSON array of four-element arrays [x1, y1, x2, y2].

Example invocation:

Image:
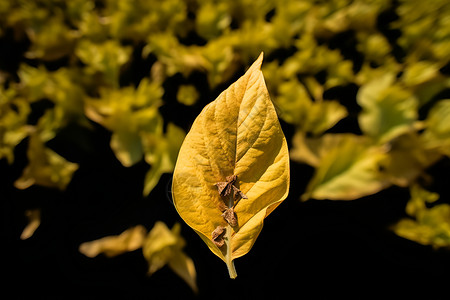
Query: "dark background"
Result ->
[[3, 106, 450, 299], [2, 6, 450, 299]]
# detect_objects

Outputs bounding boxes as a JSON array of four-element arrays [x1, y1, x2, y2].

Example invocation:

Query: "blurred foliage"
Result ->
[[79, 222, 197, 292], [2, 0, 450, 288]]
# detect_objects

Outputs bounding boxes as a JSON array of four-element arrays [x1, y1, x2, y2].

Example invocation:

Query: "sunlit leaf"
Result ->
[[195, 2, 231, 40], [302, 133, 388, 201], [144, 32, 209, 77], [177, 85, 199, 106], [17, 65, 89, 142], [0, 87, 30, 163], [270, 0, 311, 48], [379, 132, 441, 187], [357, 73, 419, 144], [79, 225, 147, 258], [142, 123, 185, 196], [172, 53, 290, 278], [84, 78, 163, 166], [106, 0, 188, 40], [200, 36, 238, 88], [75, 39, 132, 87], [110, 129, 144, 167], [25, 14, 77, 61], [142, 222, 197, 293], [274, 78, 347, 135], [280, 34, 354, 88], [401, 61, 441, 88], [392, 185, 450, 249], [20, 209, 41, 240], [356, 32, 392, 65], [422, 99, 450, 157], [405, 184, 440, 217], [14, 133, 79, 190], [394, 0, 450, 63]]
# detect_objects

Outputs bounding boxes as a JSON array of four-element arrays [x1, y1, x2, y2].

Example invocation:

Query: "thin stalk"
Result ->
[[225, 194, 237, 278], [225, 224, 237, 279]]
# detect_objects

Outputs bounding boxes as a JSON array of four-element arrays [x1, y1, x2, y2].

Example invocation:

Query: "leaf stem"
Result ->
[[226, 258, 237, 279], [225, 224, 237, 279]]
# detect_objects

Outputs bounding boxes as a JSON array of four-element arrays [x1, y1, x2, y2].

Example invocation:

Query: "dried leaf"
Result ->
[[172, 53, 290, 278]]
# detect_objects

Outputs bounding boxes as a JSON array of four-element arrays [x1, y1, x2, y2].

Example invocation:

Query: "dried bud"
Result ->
[[211, 226, 226, 247], [222, 207, 238, 227], [215, 174, 247, 200]]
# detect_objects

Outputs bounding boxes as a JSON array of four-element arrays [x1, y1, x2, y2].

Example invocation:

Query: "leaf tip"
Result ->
[[249, 52, 264, 72]]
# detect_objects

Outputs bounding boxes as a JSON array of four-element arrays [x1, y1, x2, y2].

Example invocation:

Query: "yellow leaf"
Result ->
[[172, 53, 290, 278], [20, 209, 41, 240], [406, 184, 440, 217], [168, 250, 198, 294], [142, 222, 197, 293], [79, 225, 147, 258]]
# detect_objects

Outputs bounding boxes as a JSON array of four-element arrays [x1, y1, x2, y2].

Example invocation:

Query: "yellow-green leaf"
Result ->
[[405, 184, 440, 217], [379, 132, 441, 187], [171, 53, 290, 278], [142, 222, 197, 293], [302, 133, 388, 201], [79, 225, 147, 258], [143, 123, 186, 196], [423, 99, 450, 157], [14, 133, 79, 190], [357, 73, 418, 144], [392, 186, 450, 249], [176, 84, 199, 106]]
